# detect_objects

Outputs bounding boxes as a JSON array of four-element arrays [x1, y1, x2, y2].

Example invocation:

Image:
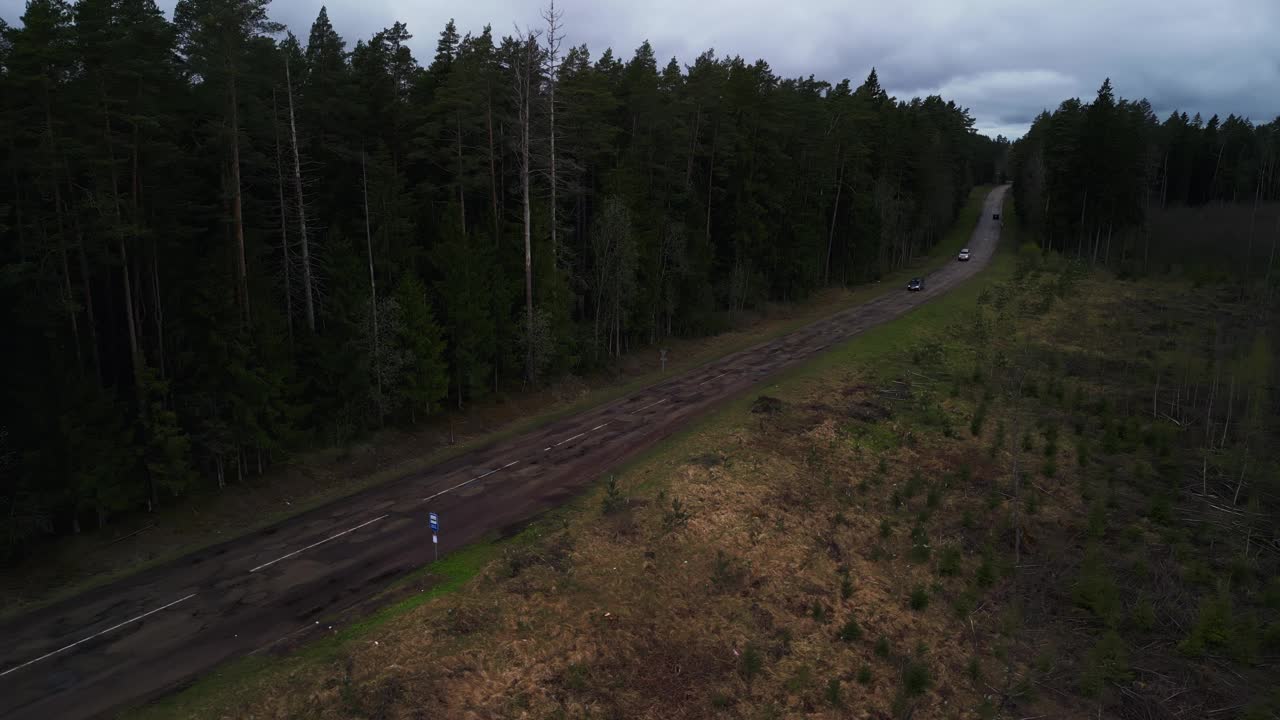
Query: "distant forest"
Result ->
[[0, 0, 1010, 550], [1010, 79, 1280, 276]]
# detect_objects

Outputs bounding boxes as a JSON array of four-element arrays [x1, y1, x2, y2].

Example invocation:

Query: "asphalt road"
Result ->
[[0, 186, 1008, 720]]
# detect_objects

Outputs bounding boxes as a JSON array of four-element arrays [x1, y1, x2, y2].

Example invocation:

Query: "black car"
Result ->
[[907, 277, 924, 292], [992, 212, 1001, 220]]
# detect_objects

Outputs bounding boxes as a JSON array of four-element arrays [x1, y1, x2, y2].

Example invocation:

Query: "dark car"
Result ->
[[907, 277, 924, 292], [992, 212, 1001, 220]]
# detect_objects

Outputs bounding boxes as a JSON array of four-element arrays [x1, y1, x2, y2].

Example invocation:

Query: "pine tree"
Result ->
[[15, 9, 1264, 554], [392, 273, 448, 422], [173, 0, 283, 322], [432, 209, 495, 407]]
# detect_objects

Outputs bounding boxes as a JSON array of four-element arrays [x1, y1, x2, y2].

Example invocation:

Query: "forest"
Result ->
[[1008, 79, 1280, 276], [0, 0, 1009, 552]]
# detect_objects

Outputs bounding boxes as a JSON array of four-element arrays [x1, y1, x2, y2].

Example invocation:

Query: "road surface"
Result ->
[[0, 187, 1007, 720]]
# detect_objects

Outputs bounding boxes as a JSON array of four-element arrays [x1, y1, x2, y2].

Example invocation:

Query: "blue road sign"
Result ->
[[429, 512, 439, 532]]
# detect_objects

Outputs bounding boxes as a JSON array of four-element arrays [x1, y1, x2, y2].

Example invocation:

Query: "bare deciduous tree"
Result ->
[[285, 56, 315, 332], [511, 28, 541, 382], [363, 149, 381, 424], [271, 88, 294, 351], [543, 1, 563, 264]]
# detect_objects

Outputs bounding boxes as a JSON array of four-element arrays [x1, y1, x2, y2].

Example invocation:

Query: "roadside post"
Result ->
[[429, 512, 439, 561], [660, 348, 668, 372]]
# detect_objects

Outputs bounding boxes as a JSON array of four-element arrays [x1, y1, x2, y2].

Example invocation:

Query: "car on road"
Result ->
[[907, 277, 924, 292], [992, 212, 1001, 220], [958, 248, 971, 262]]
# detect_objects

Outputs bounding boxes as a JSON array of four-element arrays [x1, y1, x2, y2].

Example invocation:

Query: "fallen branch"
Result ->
[[109, 524, 156, 545], [1133, 666, 1174, 682]]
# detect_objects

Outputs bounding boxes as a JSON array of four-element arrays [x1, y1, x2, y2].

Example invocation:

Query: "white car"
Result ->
[[958, 248, 971, 262]]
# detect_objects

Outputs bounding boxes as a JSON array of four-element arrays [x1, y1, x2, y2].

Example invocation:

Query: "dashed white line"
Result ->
[[545, 420, 615, 452], [422, 462, 514, 503], [698, 372, 727, 386], [0, 593, 197, 678], [635, 398, 668, 412], [555, 432, 586, 447], [250, 515, 389, 573]]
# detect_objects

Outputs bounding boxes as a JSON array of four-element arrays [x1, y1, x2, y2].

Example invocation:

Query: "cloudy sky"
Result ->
[[4, 0, 1277, 138]]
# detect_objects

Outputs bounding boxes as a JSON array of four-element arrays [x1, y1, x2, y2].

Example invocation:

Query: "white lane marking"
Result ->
[[635, 398, 668, 412], [250, 515, 388, 573], [555, 432, 586, 447], [0, 593, 197, 678], [698, 372, 727, 386], [421, 460, 520, 501], [546, 421, 612, 452]]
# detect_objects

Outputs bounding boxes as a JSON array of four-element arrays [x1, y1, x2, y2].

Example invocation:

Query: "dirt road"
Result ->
[[0, 187, 1007, 720]]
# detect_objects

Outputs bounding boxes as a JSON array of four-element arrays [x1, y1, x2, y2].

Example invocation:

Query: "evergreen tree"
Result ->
[[391, 273, 448, 422], [1009, 77, 1278, 271], [10, 5, 1179, 555]]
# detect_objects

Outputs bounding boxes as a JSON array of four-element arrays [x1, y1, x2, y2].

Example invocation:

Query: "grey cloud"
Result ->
[[3, 0, 1276, 138]]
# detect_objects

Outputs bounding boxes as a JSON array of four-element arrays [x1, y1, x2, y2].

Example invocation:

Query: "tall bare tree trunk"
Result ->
[[285, 58, 315, 332], [55, 199, 82, 372], [825, 156, 844, 285], [487, 95, 499, 243], [1160, 149, 1169, 209], [1247, 163, 1262, 268], [1077, 191, 1087, 259], [1220, 375, 1235, 447], [544, 1, 562, 264], [1233, 448, 1248, 506], [686, 105, 700, 189], [705, 123, 718, 247], [1209, 141, 1225, 199], [514, 33, 537, 383], [455, 111, 466, 232], [363, 150, 382, 425], [73, 218, 102, 383], [228, 73, 251, 324], [151, 243, 165, 378], [120, 236, 140, 374], [1266, 214, 1279, 306], [1205, 348, 1219, 451], [44, 94, 83, 372], [1152, 365, 1160, 417], [105, 115, 140, 380], [271, 89, 294, 351]]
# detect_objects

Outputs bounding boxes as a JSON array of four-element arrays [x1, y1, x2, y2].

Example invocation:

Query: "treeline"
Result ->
[[1009, 79, 1280, 273], [0, 0, 1005, 550]]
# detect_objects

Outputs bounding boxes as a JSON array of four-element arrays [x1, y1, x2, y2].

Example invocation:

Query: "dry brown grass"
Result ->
[[199, 365, 1042, 720], [156, 240, 1280, 720]]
